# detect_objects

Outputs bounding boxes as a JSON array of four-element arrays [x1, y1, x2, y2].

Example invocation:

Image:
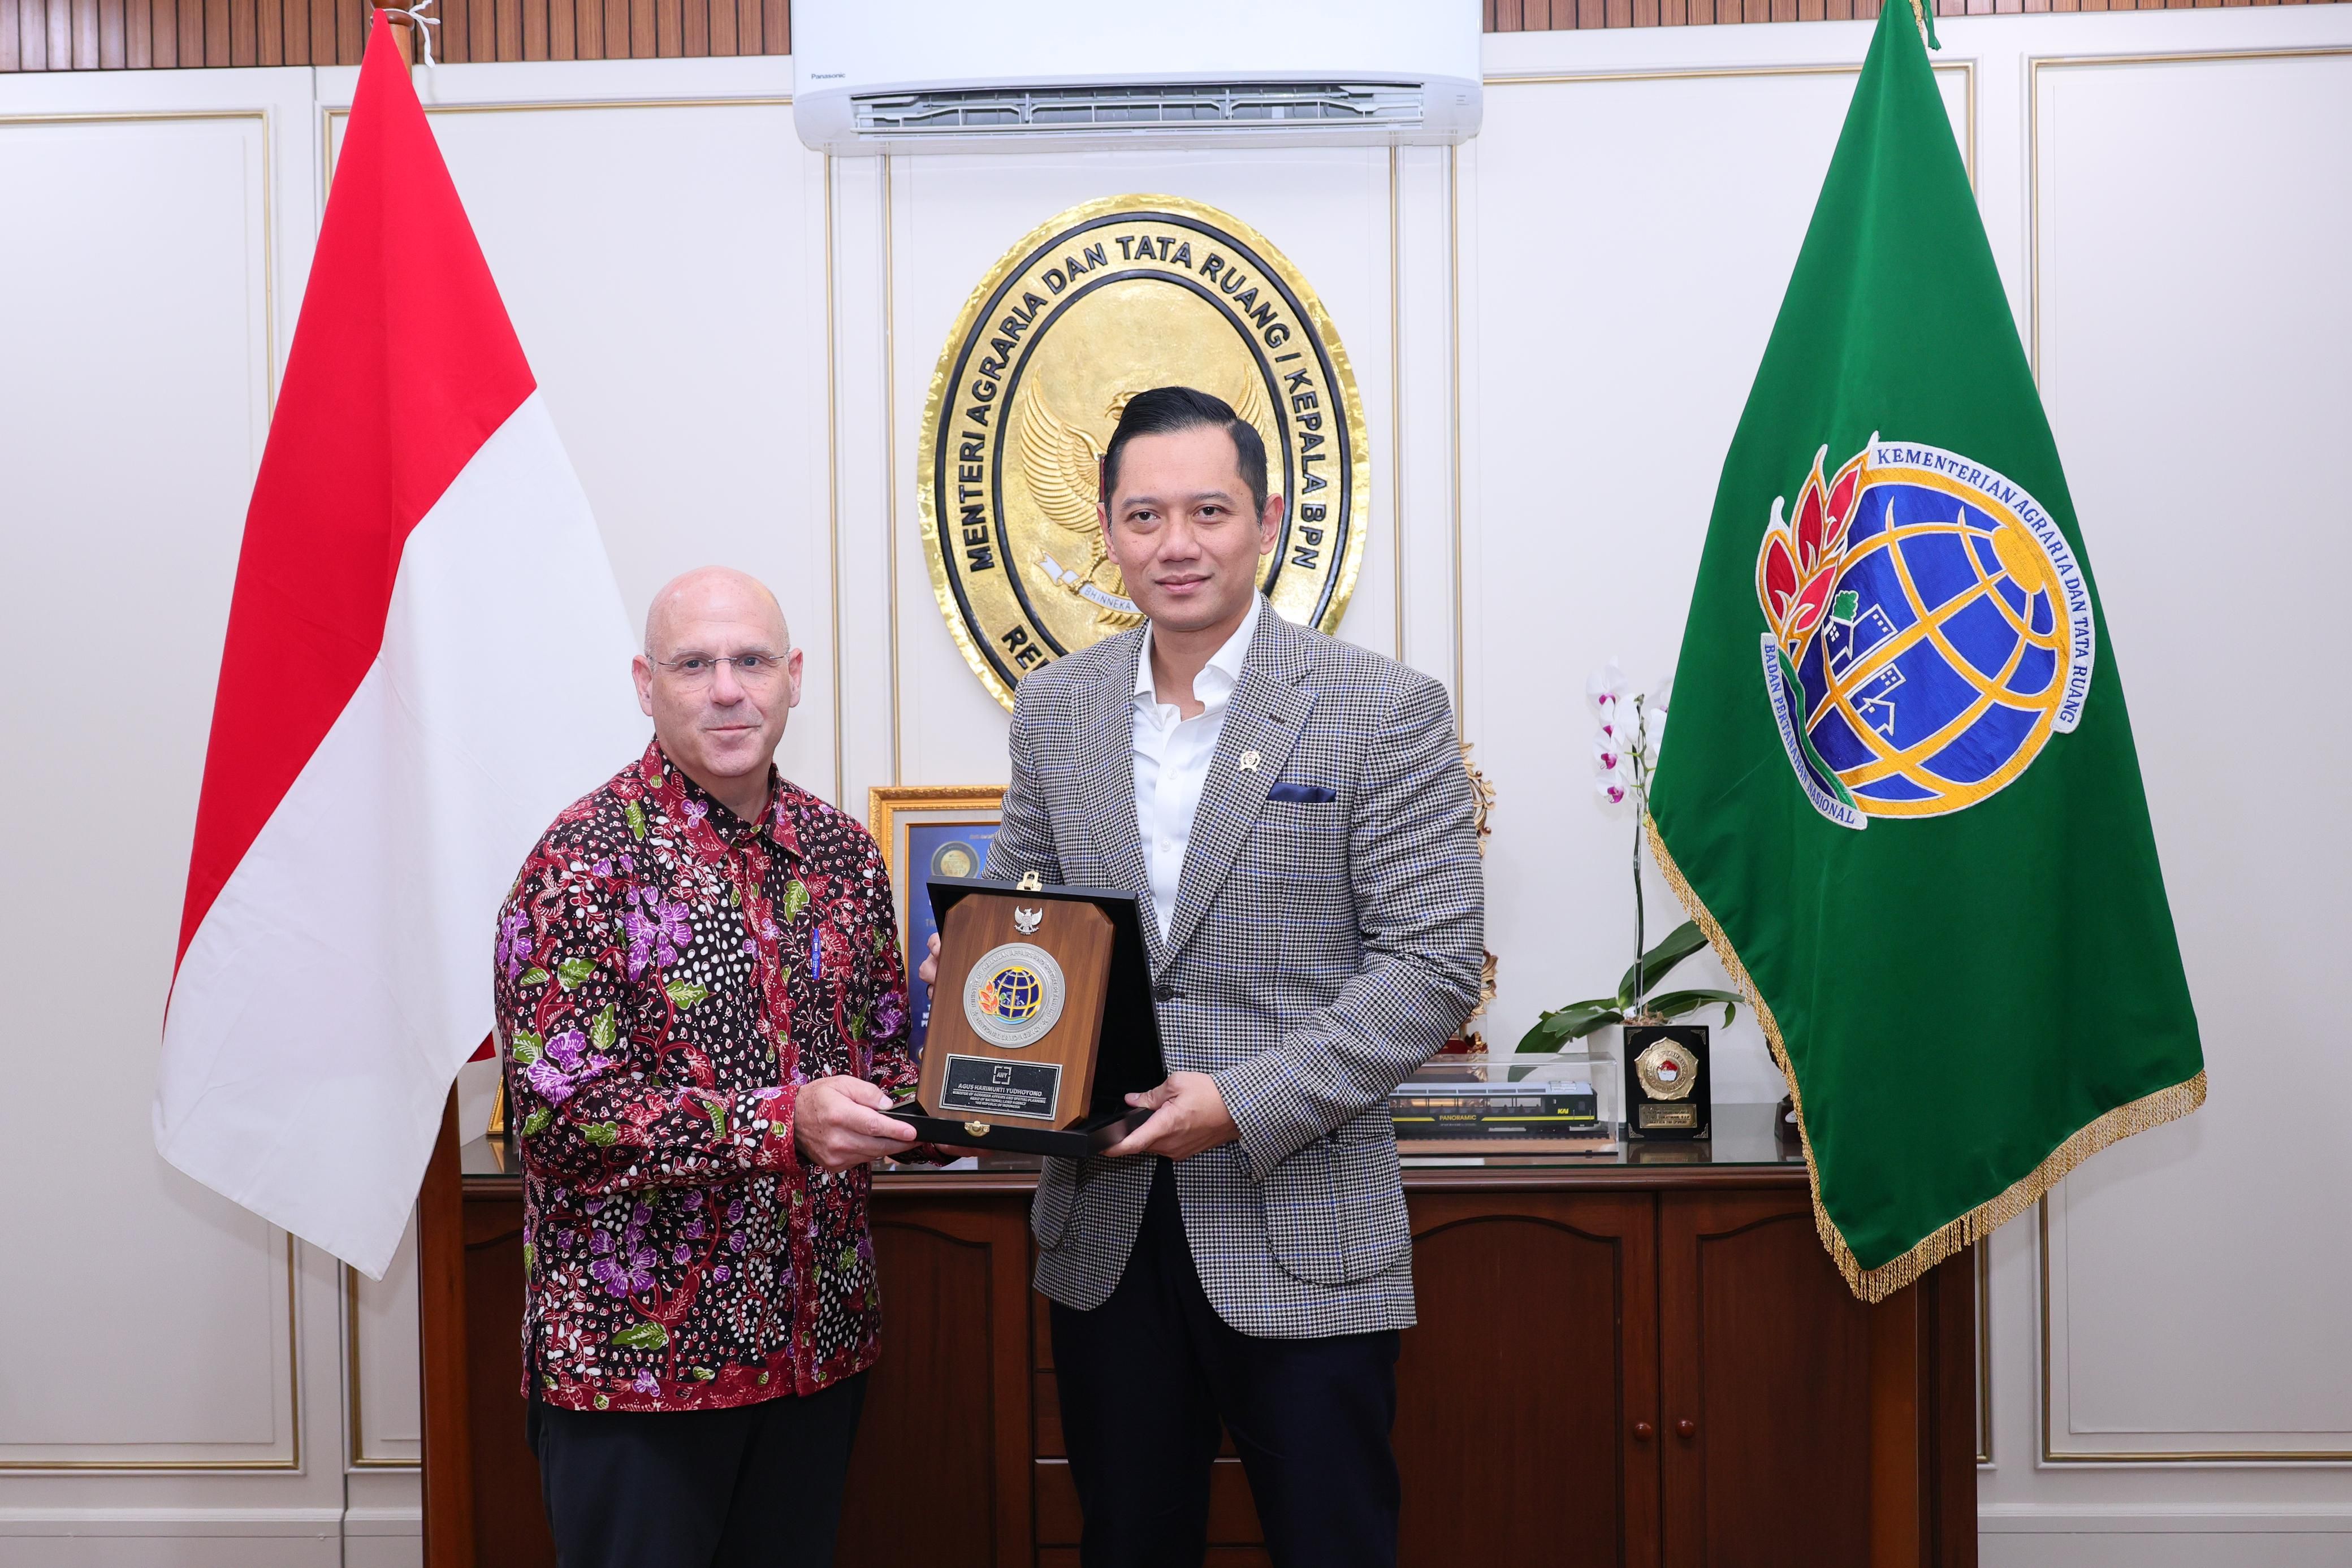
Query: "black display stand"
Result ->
[[1625, 1021, 1713, 1141], [895, 877, 1167, 1157]]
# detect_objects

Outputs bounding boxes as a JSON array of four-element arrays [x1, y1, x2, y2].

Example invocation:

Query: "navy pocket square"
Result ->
[[1268, 783, 1337, 804]]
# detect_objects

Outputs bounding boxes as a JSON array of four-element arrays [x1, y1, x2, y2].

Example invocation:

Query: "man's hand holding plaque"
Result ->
[[793, 1076, 918, 1172], [1101, 1073, 1236, 1160]]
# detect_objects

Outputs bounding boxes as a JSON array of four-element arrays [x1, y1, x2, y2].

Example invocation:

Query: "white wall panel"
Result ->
[[0, 80, 310, 1472], [829, 152, 899, 817], [2031, 42, 2352, 1461], [347, 1222, 421, 1467], [1391, 142, 1464, 691]]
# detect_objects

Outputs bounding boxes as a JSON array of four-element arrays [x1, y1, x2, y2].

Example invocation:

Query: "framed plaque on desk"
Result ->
[[896, 876, 1166, 1157]]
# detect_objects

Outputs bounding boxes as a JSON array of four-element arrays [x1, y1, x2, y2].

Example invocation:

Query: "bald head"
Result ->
[[643, 565, 790, 660], [632, 566, 805, 822]]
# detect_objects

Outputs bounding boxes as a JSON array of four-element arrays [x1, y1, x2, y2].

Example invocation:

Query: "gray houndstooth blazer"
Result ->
[[982, 604, 1485, 1338]]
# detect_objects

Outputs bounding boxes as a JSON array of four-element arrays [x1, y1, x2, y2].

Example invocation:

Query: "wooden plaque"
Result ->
[[915, 892, 1114, 1131]]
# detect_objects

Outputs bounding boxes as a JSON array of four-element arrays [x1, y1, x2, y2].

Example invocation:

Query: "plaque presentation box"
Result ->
[[898, 877, 1167, 1157], [1624, 1023, 1711, 1141]]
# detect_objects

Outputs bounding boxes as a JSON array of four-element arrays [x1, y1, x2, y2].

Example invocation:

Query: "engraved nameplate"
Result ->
[[937, 1054, 1064, 1121]]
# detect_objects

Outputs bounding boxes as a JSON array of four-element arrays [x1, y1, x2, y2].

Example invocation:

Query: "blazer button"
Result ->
[[1152, 983, 1178, 1003]]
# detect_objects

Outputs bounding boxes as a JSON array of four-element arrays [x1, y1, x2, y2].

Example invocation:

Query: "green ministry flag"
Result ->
[[1647, 0, 2205, 1302]]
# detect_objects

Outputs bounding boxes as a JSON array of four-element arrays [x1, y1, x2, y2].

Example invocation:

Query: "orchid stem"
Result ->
[[1631, 698, 1646, 1023]]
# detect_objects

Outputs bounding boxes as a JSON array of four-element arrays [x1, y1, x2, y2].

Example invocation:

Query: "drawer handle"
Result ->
[[1675, 1419, 1697, 1440], [1632, 1420, 1654, 1442]]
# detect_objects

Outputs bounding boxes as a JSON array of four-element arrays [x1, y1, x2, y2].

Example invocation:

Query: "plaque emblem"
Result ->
[[962, 941, 1067, 1049], [1634, 1038, 1700, 1102], [918, 193, 1370, 709], [1013, 906, 1044, 934]]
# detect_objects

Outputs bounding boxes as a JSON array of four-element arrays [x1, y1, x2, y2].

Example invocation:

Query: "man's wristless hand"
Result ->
[[793, 1075, 918, 1171], [1101, 1071, 1239, 1162]]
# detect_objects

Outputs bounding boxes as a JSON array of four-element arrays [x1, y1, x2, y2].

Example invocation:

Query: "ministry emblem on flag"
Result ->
[[1754, 436, 2096, 828]]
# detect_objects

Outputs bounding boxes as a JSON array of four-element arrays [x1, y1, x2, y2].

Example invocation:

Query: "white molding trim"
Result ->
[[340, 1508, 423, 1537], [1979, 1506, 2352, 1535], [0, 1509, 342, 1536]]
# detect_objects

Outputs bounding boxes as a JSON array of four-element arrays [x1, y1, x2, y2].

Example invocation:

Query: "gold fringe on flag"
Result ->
[[1643, 813, 2207, 1305]]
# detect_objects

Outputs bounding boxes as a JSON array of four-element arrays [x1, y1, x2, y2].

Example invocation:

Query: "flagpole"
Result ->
[[356, 14, 475, 1562], [379, 0, 429, 68]]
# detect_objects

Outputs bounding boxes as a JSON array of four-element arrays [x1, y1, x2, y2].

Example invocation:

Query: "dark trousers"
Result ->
[[1050, 1160, 1402, 1568], [526, 1373, 867, 1568]]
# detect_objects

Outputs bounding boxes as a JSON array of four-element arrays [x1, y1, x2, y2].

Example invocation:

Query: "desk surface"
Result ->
[[462, 1101, 1809, 1192]]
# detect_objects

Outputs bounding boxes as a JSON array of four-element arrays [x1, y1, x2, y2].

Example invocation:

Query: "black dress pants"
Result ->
[[1050, 1159, 1402, 1568], [526, 1372, 867, 1568]]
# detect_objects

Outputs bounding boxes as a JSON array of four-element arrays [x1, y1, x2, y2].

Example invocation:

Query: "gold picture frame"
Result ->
[[867, 783, 1008, 963]]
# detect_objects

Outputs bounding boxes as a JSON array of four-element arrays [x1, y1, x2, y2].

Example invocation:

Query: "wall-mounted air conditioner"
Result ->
[[792, 0, 1482, 157]]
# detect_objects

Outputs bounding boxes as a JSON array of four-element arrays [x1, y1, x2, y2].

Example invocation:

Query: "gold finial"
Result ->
[[1905, 0, 1936, 49]]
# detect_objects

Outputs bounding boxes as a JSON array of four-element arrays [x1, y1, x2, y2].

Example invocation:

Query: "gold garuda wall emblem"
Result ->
[[917, 193, 1369, 709]]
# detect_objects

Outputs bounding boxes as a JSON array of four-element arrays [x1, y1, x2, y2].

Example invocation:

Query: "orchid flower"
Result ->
[[1586, 660, 1677, 1018], [1586, 659, 1631, 721]]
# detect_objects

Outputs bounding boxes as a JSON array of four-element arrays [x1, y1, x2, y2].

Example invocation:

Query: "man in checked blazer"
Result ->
[[926, 387, 1484, 1567]]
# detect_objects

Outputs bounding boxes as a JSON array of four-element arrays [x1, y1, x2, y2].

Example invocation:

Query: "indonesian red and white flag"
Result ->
[[155, 14, 644, 1279]]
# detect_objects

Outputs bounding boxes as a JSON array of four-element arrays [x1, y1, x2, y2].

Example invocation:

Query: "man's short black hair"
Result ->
[[1099, 385, 1270, 518]]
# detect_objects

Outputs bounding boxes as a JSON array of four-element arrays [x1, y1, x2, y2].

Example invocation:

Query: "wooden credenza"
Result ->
[[433, 1107, 1975, 1567]]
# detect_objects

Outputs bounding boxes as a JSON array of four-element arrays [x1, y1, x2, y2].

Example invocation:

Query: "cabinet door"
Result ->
[[1658, 1189, 1873, 1568], [460, 1189, 555, 1568], [1398, 1189, 1660, 1568], [840, 1190, 1036, 1568]]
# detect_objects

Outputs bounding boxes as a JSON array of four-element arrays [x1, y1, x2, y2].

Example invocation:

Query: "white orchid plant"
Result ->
[[1519, 660, 1741, 1050]]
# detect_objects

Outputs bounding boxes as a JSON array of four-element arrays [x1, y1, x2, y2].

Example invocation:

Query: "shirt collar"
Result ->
[[641, 739, 801, 856], [1134, 593, 1263, 712]]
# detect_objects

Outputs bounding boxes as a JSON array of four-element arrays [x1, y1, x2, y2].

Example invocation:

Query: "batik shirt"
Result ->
[[494, 740, 916, 1413]]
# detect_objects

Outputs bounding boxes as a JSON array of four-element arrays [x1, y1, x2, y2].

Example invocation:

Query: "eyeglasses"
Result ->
[[649, 652, 790, 688]]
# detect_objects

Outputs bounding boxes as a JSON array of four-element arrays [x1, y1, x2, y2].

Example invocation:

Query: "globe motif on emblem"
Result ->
[[961, 941, 1066, 1048], [982, 965, 1043, 1024], [1757, 438, 2094, 826]]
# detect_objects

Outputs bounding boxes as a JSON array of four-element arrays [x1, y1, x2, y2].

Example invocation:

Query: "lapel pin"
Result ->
[[1238, 750, 1262, 773]]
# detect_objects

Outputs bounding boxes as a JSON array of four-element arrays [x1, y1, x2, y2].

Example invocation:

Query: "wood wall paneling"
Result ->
[[0, 0, 786, 66], [1486, 0, 2308, 20], [1, 0, 2317, 69]]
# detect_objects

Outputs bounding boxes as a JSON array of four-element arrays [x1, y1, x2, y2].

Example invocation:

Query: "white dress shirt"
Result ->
[[1132, 594, 1263, 940]]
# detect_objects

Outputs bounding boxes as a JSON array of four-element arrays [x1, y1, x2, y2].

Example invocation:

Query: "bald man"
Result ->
[[494, 567, 923, 1568]]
